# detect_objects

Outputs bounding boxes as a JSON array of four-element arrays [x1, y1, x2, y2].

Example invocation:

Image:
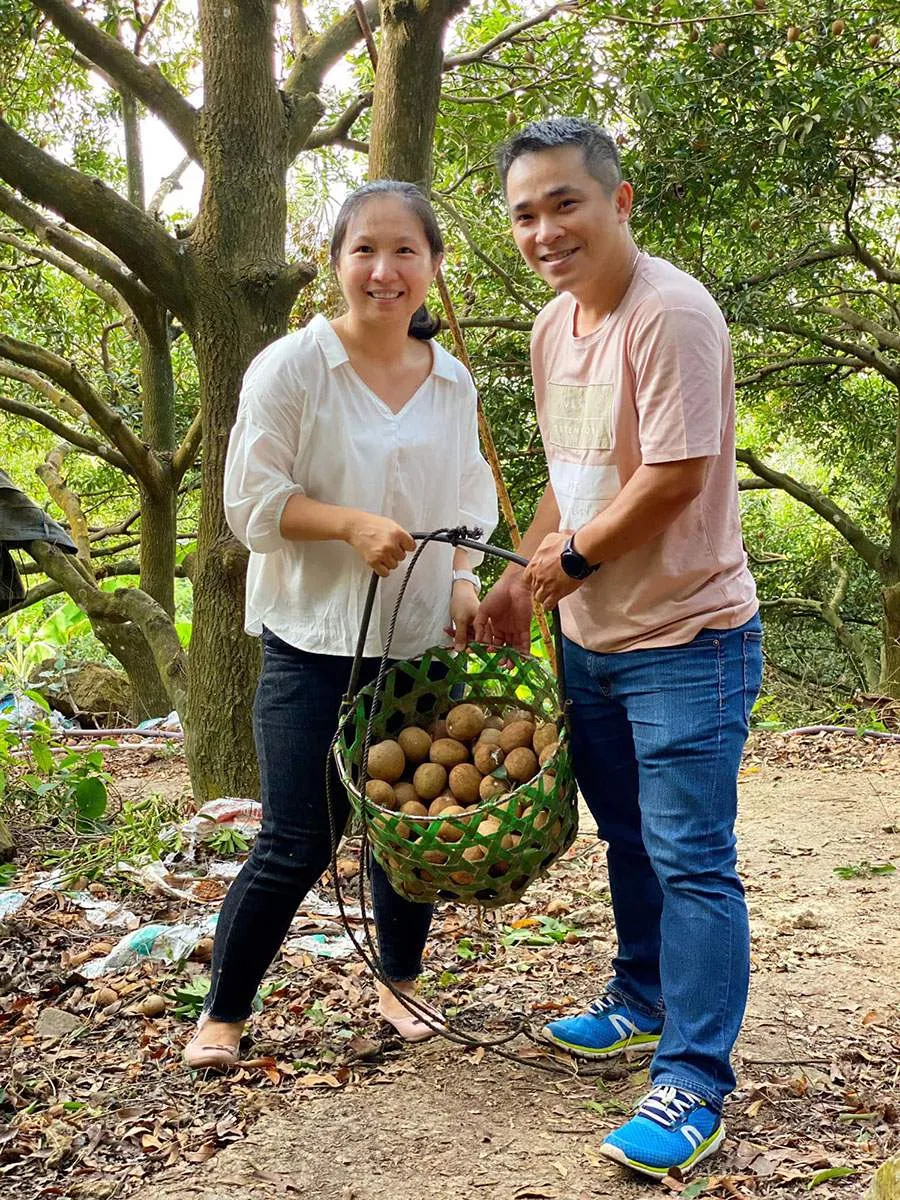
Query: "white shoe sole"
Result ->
[[599, 1123, 725, 1180]]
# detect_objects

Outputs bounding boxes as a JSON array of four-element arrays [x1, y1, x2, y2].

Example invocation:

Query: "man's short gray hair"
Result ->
[[496, 117, 623, 193]]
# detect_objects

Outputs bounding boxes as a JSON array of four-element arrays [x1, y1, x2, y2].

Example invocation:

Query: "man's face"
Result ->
[[505, 145, 632, 297]]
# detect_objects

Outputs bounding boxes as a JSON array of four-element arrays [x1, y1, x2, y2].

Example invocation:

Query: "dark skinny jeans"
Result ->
[[206, 628, 433, 1023]]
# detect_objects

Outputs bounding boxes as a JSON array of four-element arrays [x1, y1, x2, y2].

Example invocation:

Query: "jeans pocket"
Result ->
[[741, 631, 764, 725]]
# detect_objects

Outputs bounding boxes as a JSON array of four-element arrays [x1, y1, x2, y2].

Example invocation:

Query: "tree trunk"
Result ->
[[881, 580, 900, 699], [91, 612, 173, 720], [368, 0, 457, 186], [182, 2, 298, 803]]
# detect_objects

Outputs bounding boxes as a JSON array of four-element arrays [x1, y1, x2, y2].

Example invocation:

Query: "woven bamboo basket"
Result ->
[[334, 533, 578, 908]]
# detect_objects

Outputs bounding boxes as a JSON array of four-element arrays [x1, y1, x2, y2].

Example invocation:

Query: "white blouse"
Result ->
[[224, 315, 498, 658]]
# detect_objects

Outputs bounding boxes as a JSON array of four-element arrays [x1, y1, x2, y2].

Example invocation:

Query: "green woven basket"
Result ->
[[335, 640, 579, 908]]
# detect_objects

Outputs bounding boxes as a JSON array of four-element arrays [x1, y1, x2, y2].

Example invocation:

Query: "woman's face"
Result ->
[[334, 195, 441, 330]]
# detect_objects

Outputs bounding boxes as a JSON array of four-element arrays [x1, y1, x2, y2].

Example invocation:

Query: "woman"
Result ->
[[184, 181, 497, 1069]]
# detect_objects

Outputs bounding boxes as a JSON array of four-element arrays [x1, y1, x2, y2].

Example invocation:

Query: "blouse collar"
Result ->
[[308, 313, 456, 381]]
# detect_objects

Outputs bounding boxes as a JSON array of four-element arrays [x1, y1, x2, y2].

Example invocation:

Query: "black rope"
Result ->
[[322, 528, 587, 1074]]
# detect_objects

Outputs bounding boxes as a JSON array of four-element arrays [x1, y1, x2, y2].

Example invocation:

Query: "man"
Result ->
[[475, 118, 762, 1180]]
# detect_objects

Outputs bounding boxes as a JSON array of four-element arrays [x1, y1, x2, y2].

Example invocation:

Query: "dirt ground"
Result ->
[[1, 732, 898, 1200]]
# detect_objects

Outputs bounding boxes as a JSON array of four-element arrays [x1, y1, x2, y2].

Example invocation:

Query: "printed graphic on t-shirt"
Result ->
[[547, 381, 615, 451], [550, 459, 620, 530]]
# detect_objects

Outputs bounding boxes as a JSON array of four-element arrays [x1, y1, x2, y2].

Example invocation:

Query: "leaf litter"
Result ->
[[0, 738, 897, 1199]]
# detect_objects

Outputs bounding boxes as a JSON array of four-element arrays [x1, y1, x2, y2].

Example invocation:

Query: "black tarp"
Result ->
[[0, 469, 77, 615]]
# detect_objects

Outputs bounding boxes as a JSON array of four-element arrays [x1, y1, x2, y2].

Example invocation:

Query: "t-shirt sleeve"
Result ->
[[224, 343, 307, 554], [629, 305, 727, 463]]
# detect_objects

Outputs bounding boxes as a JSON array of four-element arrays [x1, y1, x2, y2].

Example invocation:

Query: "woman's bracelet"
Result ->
[[452, 569, 481, 593]]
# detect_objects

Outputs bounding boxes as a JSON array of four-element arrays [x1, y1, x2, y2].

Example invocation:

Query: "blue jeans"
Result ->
[[206, 630, 433, 1022], [564, 614, 763, 1109]]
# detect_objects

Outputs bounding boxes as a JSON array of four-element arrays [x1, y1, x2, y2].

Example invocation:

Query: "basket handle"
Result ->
[[344, 527, 568, 716]]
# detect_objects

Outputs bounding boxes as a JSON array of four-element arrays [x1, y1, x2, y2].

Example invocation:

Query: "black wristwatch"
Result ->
[[560, 533, 601, 581]]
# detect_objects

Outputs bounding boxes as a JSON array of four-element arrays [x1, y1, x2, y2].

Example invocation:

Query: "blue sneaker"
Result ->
[[600, 1085, 725, 1179], [540, 993, 663, 1059]]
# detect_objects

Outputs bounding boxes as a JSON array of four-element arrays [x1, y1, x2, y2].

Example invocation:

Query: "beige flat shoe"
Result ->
[[183, 1013, 243, 1071]]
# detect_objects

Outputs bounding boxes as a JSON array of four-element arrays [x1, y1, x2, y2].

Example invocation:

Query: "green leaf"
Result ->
[[31, 741, 54, 774], [23, 689, 50, 713], [806, 1166, 855, 1187], [73, 776, 108, 820], [682, 1180, 712, 1199]]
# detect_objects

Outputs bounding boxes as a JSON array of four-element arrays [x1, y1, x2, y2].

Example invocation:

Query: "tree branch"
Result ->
[[284, 0, 380, 157], [147, 154, 193, 218], [0, 123, 190, 318], [0, 361, 83, 421], [36, 445, 94, 568], [304, 92, 372, 150], [735, 447, 888, 575], [25, 540, 188, 716], [815, 304, 900, 355], [730, 244, 853, 290], [0, 229, 130, 316], [432, 195, 539, 314], [0, 333, 156, 481], [171, 408, 203, 482], [748, 313, 899, 384], [444, 3, 571, 68], [452, 316, 534, 331], [32, 0, 199, 162], [735, 356, 858, 389], [0, 185, 153, 317], [843, 169, 900, 285], [0, 393, 131, 472]]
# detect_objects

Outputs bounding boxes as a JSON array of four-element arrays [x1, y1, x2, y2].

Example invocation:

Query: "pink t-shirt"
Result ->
[[531, 253, 758, 653]]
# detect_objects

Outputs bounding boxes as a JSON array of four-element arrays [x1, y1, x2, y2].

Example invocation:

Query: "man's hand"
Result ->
[[474, 572, 533, 653], [445, 580, 480, 651], [524, 530, 585, 610], [347, 514, 416, 576]]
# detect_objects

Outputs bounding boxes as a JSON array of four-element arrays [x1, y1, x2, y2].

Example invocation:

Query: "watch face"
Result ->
[[561, 546, 591, 580]]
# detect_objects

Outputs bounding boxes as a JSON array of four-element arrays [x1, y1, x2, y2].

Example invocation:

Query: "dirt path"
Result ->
[[2, 737, 898, 1199]]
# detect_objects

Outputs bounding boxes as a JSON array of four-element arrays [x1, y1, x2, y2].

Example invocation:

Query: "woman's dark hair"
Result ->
[[329, 180, 444, 340]]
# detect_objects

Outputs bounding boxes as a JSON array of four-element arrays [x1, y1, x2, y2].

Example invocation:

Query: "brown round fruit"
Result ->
[[423, 849, 448, 865], [480, 775, 510, 802], [477, 727, 503, 746], [483, 714, 504, 731], [474, 742, 505, 775], [393, 781, 419, 808], [398, 726, 432, 764], [365, 779, 397, 809], [413, 762, 447, 801], [830, 19, 845, 35], [687, 24, 699, 42], [538, 741, 558, 766], [428, 793, 456, 816], [505, 746, 539, 784], [446, 703, 486, 743], [139, 993, 167, 1018], [501, 707, 532, 728], [449, 762, 482, 805], [532, 722, 557, 755], [438, 807, 467, 841], [500, 832, 521, 851], [477, 816, 502, 838], [506, 110, 517, 127], [786, 25, 801, 42], [710, 41, 726, 57], [867, 32, 880, 48], [400, 799, 428, 817], [429, 717, 449, 741], [463, 844, 486, 863], [366, 739, 405, 783], [499, 719, 536, 753], [430, 738, 469, 768], [450, 869, 476, 885]]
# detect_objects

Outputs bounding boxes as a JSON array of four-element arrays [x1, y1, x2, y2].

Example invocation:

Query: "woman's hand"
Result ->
[[346, 513, 416, 576], [445, 579, 480, 651]]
